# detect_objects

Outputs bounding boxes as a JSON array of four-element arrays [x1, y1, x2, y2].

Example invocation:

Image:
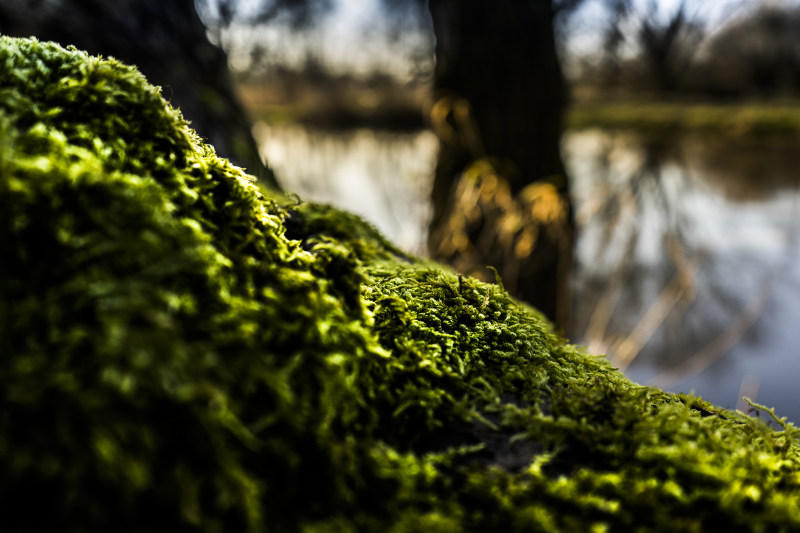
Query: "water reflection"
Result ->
[[254, 122, 437, 255], [255, 123, 800, 423], [566, 129, 800, 422]]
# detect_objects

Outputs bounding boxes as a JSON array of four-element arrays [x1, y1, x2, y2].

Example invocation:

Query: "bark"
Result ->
[[0, 0, 280, 188], [427, 0, 574, 328]]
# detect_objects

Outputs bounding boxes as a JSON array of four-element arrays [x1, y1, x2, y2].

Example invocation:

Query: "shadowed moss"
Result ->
[[2, 35, 800, 532]]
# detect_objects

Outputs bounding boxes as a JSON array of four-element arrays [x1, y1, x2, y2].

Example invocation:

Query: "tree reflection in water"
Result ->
[[566, 129, 800, 422]]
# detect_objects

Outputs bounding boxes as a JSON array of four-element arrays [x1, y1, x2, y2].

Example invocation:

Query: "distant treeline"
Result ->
[[574, 3, 800, 101]]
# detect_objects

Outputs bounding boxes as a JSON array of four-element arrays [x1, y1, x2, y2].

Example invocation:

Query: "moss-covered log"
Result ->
[[2, 36, 800, 532]]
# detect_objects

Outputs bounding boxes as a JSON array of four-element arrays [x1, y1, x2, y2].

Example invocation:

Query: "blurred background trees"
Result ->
[[698, 4, 800, 98], [571, 0, 800, 101]]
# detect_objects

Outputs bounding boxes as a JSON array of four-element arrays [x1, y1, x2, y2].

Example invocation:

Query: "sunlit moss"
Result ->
[[2, 35, 800, 532]]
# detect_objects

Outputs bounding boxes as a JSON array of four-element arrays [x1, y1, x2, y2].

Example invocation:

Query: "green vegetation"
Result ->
[[237, 77, 427, 131], [568, 101, 800, 137], [3, 35, 800, 532]]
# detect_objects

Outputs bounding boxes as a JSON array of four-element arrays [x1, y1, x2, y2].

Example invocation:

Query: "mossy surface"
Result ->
[[2, 35, 800, 532]]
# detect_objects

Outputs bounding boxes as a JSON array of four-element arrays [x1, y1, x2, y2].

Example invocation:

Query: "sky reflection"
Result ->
[[566, 129, 800, 423]]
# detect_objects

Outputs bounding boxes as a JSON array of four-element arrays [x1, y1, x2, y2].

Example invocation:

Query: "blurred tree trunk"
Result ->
[[637, 1, 694, 94], [0, 0, 280, 189], [427, 0, 573, 329]]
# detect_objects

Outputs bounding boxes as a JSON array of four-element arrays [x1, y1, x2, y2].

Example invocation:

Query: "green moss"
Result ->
[[2, 36, 800, 532]]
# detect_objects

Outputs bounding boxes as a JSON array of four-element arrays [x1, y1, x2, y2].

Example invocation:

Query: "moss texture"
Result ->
[[2, 35, 800, 532]]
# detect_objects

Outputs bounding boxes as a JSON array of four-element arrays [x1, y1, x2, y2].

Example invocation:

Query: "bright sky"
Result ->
[[317, 0, 430, 78], [565, 0, 747, 56], [219, 0, 432, 79], [218, 0, 800, 78]]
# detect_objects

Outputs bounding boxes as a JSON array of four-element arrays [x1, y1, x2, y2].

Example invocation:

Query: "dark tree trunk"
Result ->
[[0, 0, 280, 189], [427, 0, 574, 328]]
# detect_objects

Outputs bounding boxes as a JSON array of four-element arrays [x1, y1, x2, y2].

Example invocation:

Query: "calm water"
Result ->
[[256, 122, 800, 424], [565, 130, 800, 423], [253, 122, 437, 255]]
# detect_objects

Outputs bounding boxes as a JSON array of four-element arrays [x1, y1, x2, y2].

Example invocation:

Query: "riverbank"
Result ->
[[567, 101, 800, 137], [236, 77, 428, 131], [239, 76, 800, 139]]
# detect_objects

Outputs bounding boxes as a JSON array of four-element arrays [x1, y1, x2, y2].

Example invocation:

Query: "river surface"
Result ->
[[255, 122, 800, 424]]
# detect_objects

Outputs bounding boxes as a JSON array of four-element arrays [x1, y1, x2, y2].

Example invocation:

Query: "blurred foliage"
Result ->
[[4, 35, 800, 533], [697, 4, 800, 98], [426, 0, 573, 326], [576, 1, 800, 101], [430, 158, 570, 299]]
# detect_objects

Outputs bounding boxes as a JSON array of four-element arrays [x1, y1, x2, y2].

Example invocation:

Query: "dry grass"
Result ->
[[568, 101, 800, 137]]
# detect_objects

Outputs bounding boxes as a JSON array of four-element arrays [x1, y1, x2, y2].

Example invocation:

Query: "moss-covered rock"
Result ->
[[2, 35, 800, 532]]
